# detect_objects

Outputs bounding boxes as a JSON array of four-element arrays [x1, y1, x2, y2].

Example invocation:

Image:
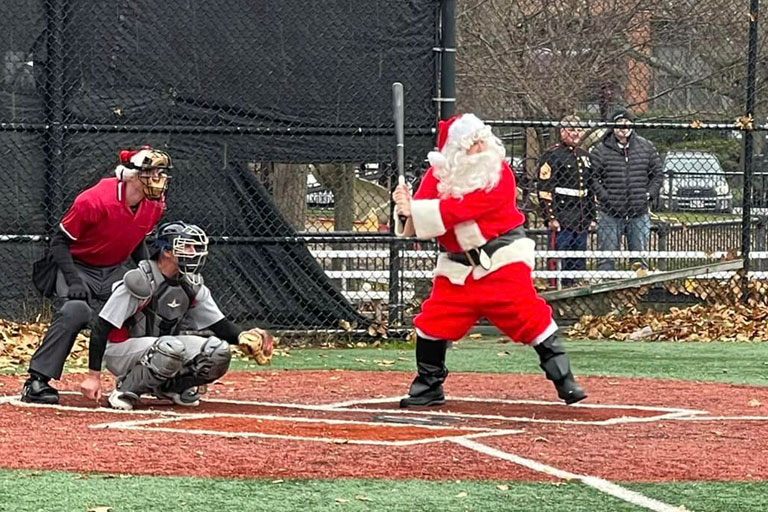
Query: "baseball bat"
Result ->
[[392, 82, 407, 236]]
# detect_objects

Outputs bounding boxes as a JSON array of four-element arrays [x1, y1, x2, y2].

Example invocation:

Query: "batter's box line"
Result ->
[[0, 393, 711, 425], [322, 396, 709, 426], [0, 394, 187, 417], [90, 413, 525, 446], [454, 438, 691, 512]]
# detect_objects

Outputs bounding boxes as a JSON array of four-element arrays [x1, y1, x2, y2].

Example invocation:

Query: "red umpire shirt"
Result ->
[[59, 177, 165, 267]]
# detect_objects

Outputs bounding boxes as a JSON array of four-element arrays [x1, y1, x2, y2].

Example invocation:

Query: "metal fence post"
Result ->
[[757, 217, 767, 271], [657, 223, 668, 271], [439, 0, 456, 119], [741, 0, 760, 302], [43, 0, 67, 232]]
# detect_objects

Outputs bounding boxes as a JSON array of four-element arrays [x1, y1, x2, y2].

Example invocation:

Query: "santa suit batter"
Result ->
[[393, 113, 587, 407]]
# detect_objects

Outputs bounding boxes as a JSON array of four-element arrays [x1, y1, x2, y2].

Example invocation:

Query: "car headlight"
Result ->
[[715, 183, 729, 195]]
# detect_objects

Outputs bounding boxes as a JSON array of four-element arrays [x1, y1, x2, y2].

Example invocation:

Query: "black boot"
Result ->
[[20, 371, 59, 405], [534, 335, 586, 404], [400, 336, 449, 408]]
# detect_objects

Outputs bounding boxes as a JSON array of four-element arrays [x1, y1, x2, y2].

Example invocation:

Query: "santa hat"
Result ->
[[428, 113, 489, 168], [114, 146, 172, 180]]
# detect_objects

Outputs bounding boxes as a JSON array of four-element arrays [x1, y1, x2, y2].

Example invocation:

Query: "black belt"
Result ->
[[445, 227, 525, 269]]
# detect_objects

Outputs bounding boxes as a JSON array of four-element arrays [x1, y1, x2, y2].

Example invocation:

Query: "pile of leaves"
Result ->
[[0, 319, 90, 371], [568, 272, 768, 342], [568, 303, 768, 342], [0, 319, 287, 370]]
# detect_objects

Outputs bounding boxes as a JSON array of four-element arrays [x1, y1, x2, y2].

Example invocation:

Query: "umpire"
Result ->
[[536, 115, 596, 286], [22, 147, 170, 404]]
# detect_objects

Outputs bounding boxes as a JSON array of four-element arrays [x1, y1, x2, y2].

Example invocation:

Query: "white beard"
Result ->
[[435, 136, 505, 199]]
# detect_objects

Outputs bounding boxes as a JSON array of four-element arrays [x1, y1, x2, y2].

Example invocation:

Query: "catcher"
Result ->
[[80, 221, 274, 410]]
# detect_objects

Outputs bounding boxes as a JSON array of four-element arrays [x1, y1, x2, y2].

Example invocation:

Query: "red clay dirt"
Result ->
[[1, 370, 767, 482]]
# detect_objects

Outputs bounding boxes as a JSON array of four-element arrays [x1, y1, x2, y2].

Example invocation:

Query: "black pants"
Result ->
[[29, 261, 127, 380]]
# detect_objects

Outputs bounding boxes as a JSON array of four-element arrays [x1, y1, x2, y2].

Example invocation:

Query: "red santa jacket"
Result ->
[[410, 160, 535, 285]]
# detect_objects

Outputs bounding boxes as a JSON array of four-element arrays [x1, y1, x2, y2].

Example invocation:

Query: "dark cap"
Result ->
[[612, 110, 635, 122]]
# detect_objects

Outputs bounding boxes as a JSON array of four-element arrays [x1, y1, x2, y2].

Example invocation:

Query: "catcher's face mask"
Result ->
[[170, 225, 209, 286]]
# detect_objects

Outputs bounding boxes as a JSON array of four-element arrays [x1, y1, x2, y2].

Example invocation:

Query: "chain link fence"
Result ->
[[2, 0, 767, 337], [0, 0, 442, 335], [451, 0, 768, 328]]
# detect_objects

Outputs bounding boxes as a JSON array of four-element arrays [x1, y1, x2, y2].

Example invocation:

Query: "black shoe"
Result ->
[[20, 377, 59, 405], [399, 385, 445, 408], [555, 375, 587, 404]]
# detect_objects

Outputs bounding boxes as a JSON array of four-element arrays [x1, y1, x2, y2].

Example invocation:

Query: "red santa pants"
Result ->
[[414, 262, 554, 343]]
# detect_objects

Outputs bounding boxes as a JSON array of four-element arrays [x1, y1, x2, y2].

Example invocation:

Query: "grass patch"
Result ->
[[231, 338, 768, 387], [3, 469, 767, 512]]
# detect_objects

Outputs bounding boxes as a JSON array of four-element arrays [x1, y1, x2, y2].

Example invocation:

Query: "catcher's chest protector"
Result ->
[[128, 262, 198, 338]]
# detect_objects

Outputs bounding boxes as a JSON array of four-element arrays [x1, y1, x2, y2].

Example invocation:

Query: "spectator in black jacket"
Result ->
[[536, 115, 596, 286], [590, 111, 662, 271]]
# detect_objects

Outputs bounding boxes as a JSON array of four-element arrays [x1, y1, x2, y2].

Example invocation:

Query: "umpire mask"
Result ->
[[121, 147, 173, 200]]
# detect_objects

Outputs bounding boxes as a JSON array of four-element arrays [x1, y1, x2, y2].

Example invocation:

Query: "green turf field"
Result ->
[[236, 338, 768, 387], [1, 470, 766, 512], [3, 338, 768, 512]]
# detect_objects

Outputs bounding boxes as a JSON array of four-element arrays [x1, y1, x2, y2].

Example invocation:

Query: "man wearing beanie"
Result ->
[[22, 146, 170, 405], [392, 113, 587, 407], [590, 110, 662, 271]]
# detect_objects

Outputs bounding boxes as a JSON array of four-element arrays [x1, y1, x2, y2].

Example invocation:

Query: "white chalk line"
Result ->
[[454, 437, 688, 512], [91, 413, 523, 446], [324, 396, 708, 426]]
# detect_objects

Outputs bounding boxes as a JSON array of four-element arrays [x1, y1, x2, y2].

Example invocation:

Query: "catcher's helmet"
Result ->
[[154, 221, 208, 285], [115, 146, 172, 200]]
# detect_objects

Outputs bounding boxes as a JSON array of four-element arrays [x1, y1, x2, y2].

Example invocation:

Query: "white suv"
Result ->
[[657, 151, 733, 213]]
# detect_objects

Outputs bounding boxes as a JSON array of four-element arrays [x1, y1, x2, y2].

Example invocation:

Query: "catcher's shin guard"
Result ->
[[154, 337, 231, 406], [111, 336, 185, 410], [534, 335, 586, 404], [400, 336, 449, 408]]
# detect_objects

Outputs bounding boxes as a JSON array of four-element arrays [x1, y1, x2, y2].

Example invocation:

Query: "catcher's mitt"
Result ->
[[237, 327, 275, 365]]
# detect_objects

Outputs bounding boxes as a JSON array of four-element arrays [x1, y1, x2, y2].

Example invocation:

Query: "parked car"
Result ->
[[657, 151, 733, 213]]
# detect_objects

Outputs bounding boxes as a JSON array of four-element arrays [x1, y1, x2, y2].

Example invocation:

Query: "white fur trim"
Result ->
[[472, 238, 536, 280], [415, 327, 444, 340], [446, 114, 486, 148], [433, 253, 474, 285], [410, 199, 446, 239], [129, 149, 154, 167], [114, 164, 136, 180], [428, 151, 447, 168], [530, 320, 559, 346], [454, 221, 487, 250], [432, 237, 536, 285]]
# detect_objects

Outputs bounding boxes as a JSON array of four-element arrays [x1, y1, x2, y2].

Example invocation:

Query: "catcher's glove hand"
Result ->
[[237, 327, 275, 365]]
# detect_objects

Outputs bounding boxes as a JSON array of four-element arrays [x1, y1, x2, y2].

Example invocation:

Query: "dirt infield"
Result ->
[[1, 370, 767, 483]]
